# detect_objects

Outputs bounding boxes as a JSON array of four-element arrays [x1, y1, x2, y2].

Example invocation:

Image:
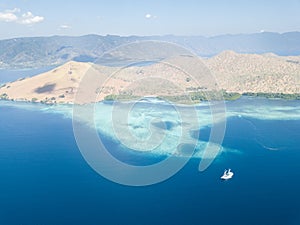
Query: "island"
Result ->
[[1, 51, 300, 104]]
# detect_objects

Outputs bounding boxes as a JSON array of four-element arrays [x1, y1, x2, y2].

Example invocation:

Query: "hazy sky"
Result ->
[[0, 0, 300, 39]]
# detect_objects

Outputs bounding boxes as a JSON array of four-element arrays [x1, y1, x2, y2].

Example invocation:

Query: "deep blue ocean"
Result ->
[[0, 97, 300, 225]]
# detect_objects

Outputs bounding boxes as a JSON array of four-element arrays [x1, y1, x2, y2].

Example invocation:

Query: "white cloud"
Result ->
[[0, 8, 44, 25], [145, 13, 152, 19], [19, 11, 44, 24], [5, 8, 21, 13], [60, 24, 71, 29], [145, 13, 157, 19], [0, 12, 18, 22]]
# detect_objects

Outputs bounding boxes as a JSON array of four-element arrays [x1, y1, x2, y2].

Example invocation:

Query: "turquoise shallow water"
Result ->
[[0, 98, 300, 225]]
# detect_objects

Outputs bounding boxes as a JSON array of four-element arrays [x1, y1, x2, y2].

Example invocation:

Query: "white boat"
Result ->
[[221, 169, 234, 180]]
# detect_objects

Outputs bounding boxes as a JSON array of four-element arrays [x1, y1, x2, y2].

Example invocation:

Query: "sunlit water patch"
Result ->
[[1, 96, 300, 161]]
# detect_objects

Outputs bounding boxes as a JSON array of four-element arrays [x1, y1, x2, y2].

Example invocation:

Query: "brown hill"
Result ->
[[1, 51, 300, 104], [206, 51, 300, 93]]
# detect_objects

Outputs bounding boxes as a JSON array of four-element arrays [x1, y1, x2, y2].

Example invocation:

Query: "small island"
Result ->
[[1, 51, 300, 105]]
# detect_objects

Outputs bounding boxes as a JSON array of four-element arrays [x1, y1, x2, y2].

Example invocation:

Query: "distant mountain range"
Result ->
[[1, 32, 300, 69]]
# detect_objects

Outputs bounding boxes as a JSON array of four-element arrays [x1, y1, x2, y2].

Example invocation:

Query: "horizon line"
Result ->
[[1, 31, 300, 41]]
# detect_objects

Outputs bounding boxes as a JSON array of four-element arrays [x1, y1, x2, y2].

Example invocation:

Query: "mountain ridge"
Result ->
[[1, 32, 300, 69]]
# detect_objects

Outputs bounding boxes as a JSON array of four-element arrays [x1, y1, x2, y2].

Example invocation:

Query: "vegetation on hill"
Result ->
[[243, 92, 300, 100], [104, 91, 300, 104], [104, 94, 140, 102], [105, 91, 242, 104], [0, 93, 8, 100]]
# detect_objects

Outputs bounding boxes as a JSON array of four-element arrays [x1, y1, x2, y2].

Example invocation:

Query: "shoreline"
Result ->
[[1, 91, 300, 106]]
